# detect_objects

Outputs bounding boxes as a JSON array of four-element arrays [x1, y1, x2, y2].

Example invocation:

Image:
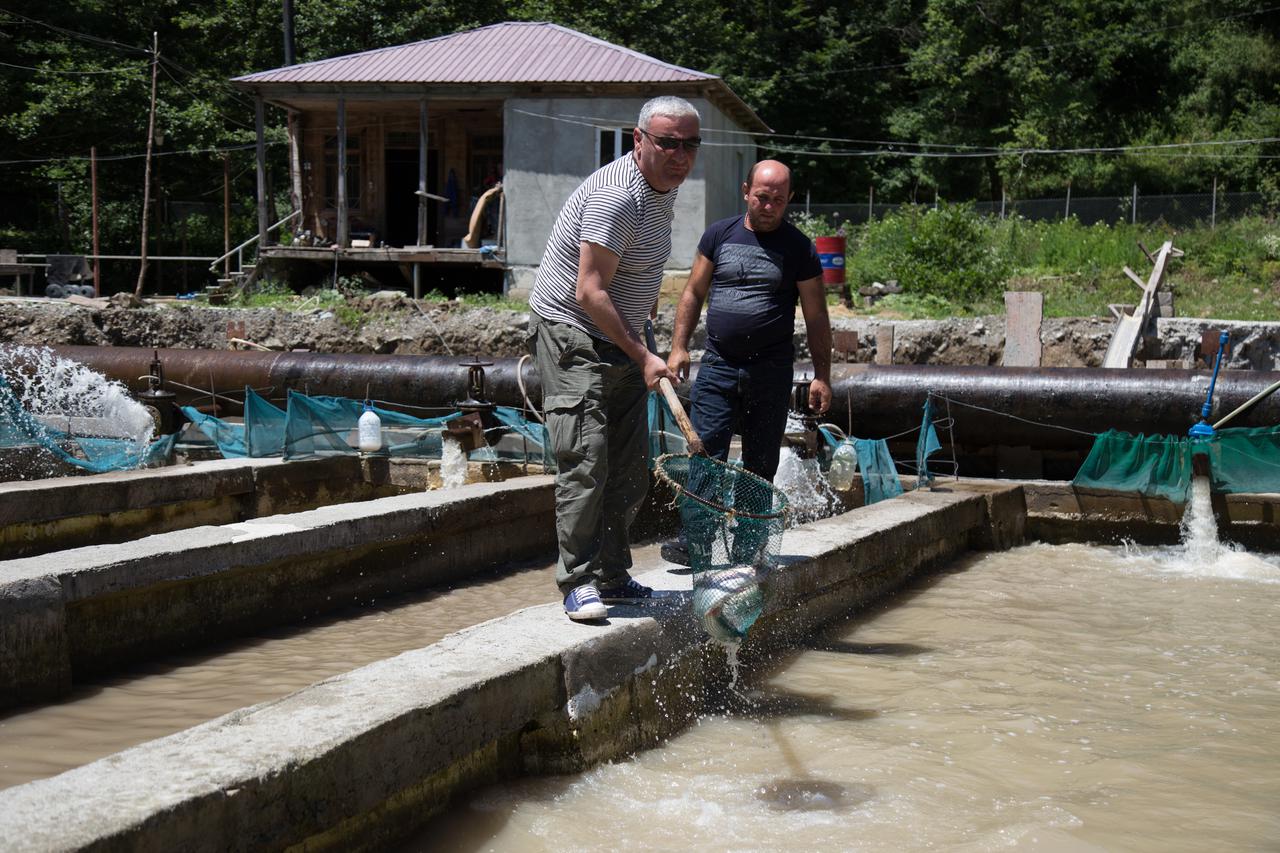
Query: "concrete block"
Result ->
[[1002, 291, 1043, 367], [0, 576, 70, 704], [874, 326, 894, 365]]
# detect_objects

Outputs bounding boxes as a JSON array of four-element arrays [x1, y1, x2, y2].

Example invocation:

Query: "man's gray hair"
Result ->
[[638, 96, 700, 130]]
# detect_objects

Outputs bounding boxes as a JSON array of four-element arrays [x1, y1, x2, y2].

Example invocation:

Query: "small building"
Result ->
[[232, 21, 767, 296]]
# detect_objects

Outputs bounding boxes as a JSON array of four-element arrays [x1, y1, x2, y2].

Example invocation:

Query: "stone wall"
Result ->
[[2, 297, 1278, 370]]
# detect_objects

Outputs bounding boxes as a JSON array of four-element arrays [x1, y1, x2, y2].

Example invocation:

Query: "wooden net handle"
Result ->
[[657, 377, 704, 455]]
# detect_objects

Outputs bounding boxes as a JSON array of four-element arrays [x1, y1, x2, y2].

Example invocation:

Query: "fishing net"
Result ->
[[654, 452, 789, 643], [0, 376, 175, 473], [1072, 425, 1280, 502], [817, 428, 904, 505], [647, 390, 688, 466]]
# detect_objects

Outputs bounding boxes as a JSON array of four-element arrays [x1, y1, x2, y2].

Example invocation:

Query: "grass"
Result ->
[[816, 211, 1280, 320], [210, 212, 1280, 323]]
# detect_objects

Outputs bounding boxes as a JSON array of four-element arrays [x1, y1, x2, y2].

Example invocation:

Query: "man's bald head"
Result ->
[[745, 159, 792, 194], [742, 159, 794, 233]]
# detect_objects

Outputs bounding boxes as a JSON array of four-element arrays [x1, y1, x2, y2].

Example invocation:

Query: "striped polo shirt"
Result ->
[[529, 154, 678, 341]]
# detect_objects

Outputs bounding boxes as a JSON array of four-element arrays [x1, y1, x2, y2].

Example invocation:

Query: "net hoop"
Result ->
[[653, 452, 790, 522]]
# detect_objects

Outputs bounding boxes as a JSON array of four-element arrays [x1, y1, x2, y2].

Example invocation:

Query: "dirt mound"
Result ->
[[2, 297, 1277, 369]]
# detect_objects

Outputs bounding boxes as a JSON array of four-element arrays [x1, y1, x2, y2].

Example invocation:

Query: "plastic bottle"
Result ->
[[357, 400, 382, 452], [827, 439, 858, 491]]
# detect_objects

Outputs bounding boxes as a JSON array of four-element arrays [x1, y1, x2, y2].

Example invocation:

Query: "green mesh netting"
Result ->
[[490, 405, 554, 468], [0, 376, 175, 473], [245, 387, 287, 457], [1202, 424, 1280, 494], [1072, 426, 1280, 502], [182, 387, 284, 458], [818, 428, 904, 505], [283, 391, 460, 460], [647, 390, 688, 466], [655, 452, 788, 644]]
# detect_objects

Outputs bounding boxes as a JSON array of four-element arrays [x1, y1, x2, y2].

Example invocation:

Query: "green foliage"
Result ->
[[333, 304, 367, 329], [787, 212, 837, 242], [419, 288, 527, 310], [849, 203, 1011, 305], [2, 0, 1279, 274], [845, 212, 1280, 320]]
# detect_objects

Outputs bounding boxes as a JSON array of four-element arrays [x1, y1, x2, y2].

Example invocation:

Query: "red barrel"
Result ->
[[815, 235, 846, 286]]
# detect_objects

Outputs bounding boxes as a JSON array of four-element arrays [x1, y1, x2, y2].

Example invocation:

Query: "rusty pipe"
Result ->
[[43, 347, 1280, 450], [829, 363, 1280, 452]]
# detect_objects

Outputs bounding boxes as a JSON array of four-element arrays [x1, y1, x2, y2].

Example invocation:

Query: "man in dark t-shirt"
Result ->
[[667, 159, 833, 493]]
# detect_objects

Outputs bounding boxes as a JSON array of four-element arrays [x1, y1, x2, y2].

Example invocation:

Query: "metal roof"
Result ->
[[234, 22, 718, 85]]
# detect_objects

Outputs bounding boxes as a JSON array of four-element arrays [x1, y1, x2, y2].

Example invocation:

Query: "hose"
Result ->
[[516, 354, 543, 424], [1214, 377, 1280, 430]]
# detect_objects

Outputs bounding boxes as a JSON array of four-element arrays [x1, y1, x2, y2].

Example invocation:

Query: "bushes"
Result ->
[[848, 203, 1011, 307]]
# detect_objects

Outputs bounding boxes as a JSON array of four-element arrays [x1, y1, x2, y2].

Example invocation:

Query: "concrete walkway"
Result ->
[[0, 483, 1024, 852]]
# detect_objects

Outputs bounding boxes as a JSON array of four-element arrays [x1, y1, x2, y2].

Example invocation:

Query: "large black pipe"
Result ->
[[831, 363, 1280, 452], [45, 347, 1280, 452]]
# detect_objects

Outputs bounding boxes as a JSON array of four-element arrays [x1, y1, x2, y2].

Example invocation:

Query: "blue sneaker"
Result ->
[[598, 578, 654, 602], [563, 584, 607, 621]]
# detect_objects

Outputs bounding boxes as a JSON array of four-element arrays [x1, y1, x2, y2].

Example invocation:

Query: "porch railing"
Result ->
[[209, 210, 302, 279]]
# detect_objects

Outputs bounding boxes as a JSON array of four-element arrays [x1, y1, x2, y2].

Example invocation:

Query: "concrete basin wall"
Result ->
[[0, 476, 559, 708], [0, 483, 1026, 852], [1021, 480, 1280, 550], [0, 457, 398, 561]]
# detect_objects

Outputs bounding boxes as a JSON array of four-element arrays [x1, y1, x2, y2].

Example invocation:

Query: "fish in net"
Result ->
[[653, 379, 789, 643]]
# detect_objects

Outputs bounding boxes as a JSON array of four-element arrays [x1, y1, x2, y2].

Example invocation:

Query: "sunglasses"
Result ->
[[639, 129, 702, 153]]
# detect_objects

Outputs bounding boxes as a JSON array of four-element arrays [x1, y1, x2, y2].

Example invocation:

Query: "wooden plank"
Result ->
[[1104, 240, 1176, 368], [1122, 266, 1147, 289]]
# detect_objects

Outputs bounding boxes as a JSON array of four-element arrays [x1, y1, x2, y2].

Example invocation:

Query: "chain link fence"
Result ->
[[807, 190, 1268, 228]]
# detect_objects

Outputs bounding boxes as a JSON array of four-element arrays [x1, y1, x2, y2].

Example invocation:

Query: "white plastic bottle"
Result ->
[[827, 439, 858, 491], [357, 400, 382, 452]]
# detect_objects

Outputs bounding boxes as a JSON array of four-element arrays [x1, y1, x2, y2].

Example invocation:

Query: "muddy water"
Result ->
[[0, 556, 569, 789], [420, 541, 1280, 852]]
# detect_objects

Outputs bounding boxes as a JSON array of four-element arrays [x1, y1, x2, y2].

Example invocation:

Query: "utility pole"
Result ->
[[91, 147, 100, 296], [134, 32, 159, 299], [282, 0, 296, 65]]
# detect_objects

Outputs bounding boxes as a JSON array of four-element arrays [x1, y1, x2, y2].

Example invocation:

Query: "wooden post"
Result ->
[[255, 95, 269, 252], [336, 97, 348, 248], [867, 185, 873, 222], [1211, 176, 1217, 229], [288, 111, 303, 219], [1064, 179, 1071, 221], [1131, 182, 1138, 225], [134, 32, 159, 299], [417, 97, 429, 248], [90, 146, 100, 296]]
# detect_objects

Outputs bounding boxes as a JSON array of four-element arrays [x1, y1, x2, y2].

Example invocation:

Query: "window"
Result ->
[[323, 135, 361, 209], [596, 127, 635, 168]]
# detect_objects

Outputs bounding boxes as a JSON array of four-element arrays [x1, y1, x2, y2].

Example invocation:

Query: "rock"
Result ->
[[109, 292, 145, 309]]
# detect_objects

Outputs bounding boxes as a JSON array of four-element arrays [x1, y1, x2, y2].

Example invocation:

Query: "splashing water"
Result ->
[[773, 447, 838, 526], [724, 640, 742, 693], [440, 434, 467, 489], [0, 345, 154, 452], [1180, 475, 1220, 563], [1145, 474, 1280, 581]]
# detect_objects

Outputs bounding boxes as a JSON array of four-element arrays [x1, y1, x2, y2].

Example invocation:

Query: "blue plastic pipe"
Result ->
[[1189, 331, 1229, 438]]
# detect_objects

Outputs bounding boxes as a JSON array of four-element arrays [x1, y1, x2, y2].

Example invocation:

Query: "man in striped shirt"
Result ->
[[528, 96, 699, 621]]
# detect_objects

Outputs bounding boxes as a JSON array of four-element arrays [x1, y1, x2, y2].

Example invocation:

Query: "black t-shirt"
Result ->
[[698, 215, 823, 364]]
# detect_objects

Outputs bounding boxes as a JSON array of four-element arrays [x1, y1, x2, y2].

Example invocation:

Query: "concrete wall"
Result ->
[[503, 96, 751, 294], [0, 477, 561, 709], [700, 103, 756, 225]]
